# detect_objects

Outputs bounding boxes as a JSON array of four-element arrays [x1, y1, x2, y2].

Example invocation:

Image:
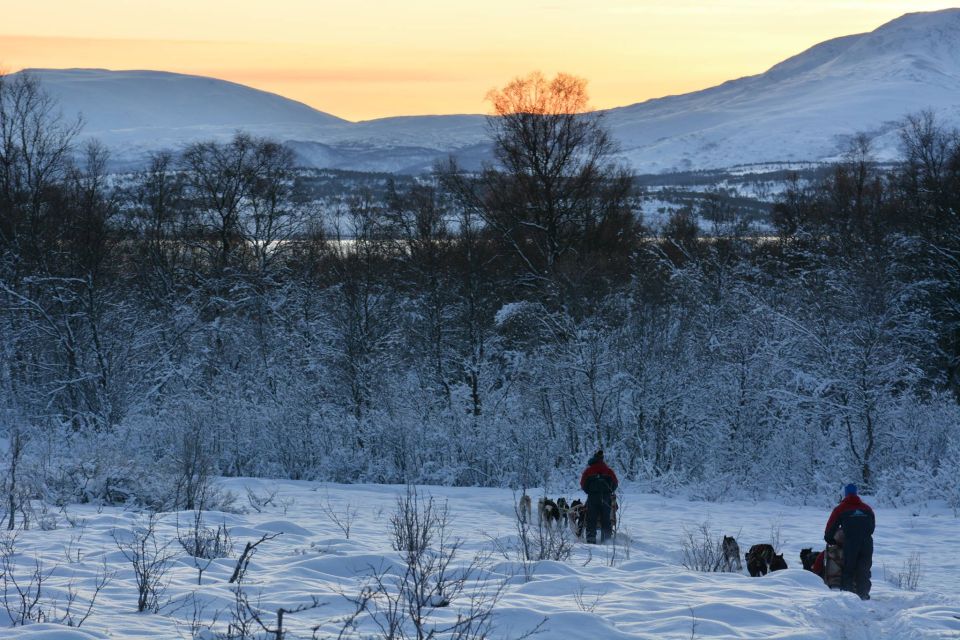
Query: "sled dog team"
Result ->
[[525, 451, 874, 600], [517, 494, 619, 542]]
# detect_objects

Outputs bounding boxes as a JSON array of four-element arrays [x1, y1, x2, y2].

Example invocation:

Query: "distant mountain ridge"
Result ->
[[14, 8, 960, 173], [24, 68, 345, 148], [601, 8, 960, 172]]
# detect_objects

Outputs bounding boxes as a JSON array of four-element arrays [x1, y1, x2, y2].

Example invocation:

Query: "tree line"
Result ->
[[2, 70, 959, 509]]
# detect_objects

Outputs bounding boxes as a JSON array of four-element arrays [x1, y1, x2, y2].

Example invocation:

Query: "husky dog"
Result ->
[[518, 494, 532, 523], [555, 497, 569, 527], [538, 497, 561, 527], [568, 499, 585, 538], [745, 543, 787, 576], [745, 543, 775, 577], [800, 548, 820, 573], [722, 536, 742, 572], [769, 553, 788, 572]]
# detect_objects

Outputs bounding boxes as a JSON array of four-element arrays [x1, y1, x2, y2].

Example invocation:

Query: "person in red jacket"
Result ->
[[824, 483, 875, 600], [579, 449, 618, 544]]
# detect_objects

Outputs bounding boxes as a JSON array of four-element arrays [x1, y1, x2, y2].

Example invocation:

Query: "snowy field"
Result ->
[[4, 480, 960, 639]]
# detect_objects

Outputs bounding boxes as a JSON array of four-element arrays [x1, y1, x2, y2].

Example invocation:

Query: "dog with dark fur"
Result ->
[[568, 499, 585, 538], [800, 548, 819, 572], [746, 552, 767, 577], [745, 543, 777, 577], [722, 536, 742, 572], [556, 498, 569, 527], [538, 497, 561, 527], [769, 553, 788, 572]]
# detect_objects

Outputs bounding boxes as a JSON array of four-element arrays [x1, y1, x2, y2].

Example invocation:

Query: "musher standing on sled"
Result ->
[[824, 483, 875, 600], [580, 450, 618, 544]]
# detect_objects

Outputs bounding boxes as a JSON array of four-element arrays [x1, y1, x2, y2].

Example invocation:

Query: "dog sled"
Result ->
[[821, 529, 861, 592], [823, 544, 843, 589]]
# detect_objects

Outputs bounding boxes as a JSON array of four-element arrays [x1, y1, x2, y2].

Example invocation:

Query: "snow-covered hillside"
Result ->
[[305, 8, 960, 173], [15, 8, 960, 172], [4, 481, 959, 639], [24, 69, 347, 164], [604, 8, 960, 172]]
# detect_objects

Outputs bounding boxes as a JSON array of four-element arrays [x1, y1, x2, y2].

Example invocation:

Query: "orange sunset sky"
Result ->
[[2, 1, 958, 121]]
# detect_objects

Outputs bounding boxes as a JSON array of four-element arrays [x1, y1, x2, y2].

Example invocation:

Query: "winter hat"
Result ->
[[844, 483, 858, 497]]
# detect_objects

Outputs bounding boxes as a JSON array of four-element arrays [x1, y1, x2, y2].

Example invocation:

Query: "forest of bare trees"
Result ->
[[2, 70, 959, 511]]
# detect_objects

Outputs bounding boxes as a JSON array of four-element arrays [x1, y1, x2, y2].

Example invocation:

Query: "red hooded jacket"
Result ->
[[824, 494, 875, 545], [580, 459, 618, 494]]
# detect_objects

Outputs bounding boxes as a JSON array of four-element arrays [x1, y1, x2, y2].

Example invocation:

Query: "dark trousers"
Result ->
[[585, 493, 612, 543], [842, 536, 873, 599]]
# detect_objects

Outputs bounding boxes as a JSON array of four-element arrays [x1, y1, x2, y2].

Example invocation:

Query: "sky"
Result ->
[[2, 1, 958, 121]]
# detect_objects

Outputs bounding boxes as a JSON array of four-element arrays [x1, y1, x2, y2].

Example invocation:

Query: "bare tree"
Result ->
[[0, 71, 82, 274], [387, 182, 458, 403], [318, 492, 359, 539], [177, 508, 233, 585], [171, 418, 216, 511], [180, 133, 302, 279], [4, 426, 27, 530], [241, 139, 303, 278], [229, 532, 282, 584], [113, 513, 176, 613], [0, 533, 111, 627], [326, 194, 402, 426], [128, 151, 188, 302], [444, 71, 635, 306], [230, 588, 326, 640], [680, 523, 727, 573], [897, 112, 960, 392], [351, 485, 541, 640]]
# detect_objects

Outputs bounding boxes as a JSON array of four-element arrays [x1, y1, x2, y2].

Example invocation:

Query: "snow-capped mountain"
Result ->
[[15, 8, 960, 173], [22, 68, 347, 161], [17, 67, 481, 171], [603, 8, 960, 172]]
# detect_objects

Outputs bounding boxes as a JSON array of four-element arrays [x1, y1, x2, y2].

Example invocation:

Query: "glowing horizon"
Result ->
[[2, 1, 958, 121]]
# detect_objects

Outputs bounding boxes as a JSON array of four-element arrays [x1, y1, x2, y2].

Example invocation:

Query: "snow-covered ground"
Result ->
[[4, 480, 959, 639]]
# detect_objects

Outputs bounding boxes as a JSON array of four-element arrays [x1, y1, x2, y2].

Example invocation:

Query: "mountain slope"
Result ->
[[324, 7, 960, 172], [21, 68, 346, 161], [602, 8, 960, 171], [16, 9, 960, 172]]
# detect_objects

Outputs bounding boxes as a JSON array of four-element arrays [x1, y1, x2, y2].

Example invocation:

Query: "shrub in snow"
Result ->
[[177, 511, 233, 561], [0, 532, 111, 627], [493, 300, 559, 351], [680, 523, 733, 573], [884, 552, 923, 591], [222, 587, 324, 640], [317, 492, 358, 539], [509, 501, 575, 566], [113, 513, 176, 613], [1, 427, 32, 531], [688, 472, 739, 504], [339, 484, 530, 639]]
